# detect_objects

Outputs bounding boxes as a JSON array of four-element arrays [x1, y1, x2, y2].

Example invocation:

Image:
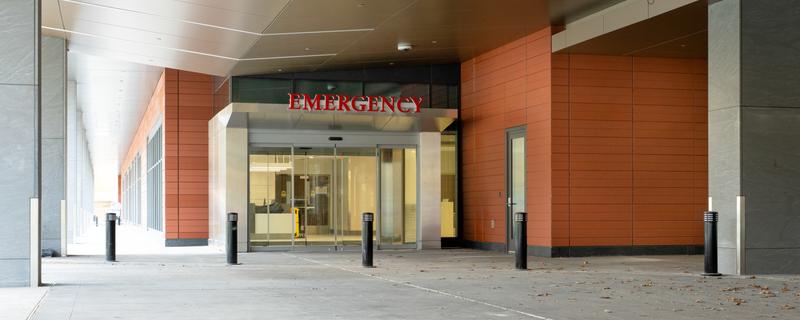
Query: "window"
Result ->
[[441, 134, 457, 238], [147, 126, 164, 231]]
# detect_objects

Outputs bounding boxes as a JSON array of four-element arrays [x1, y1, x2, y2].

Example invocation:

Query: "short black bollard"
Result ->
[[702, 211, 721, 276], [362, 212, 374, 268], [514, 212, 527, 270], [227, 212, 238, 265], [106, 213, 116, 262]]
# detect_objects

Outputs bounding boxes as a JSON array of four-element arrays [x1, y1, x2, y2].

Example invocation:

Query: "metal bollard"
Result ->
[[227, 212, 238, 265], [514, 212, 527, 270], [362, 212, 374, 268], [106, 213, 116, 262], [702, 211, 721, 276]]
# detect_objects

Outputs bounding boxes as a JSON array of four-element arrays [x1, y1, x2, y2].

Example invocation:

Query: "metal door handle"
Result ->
[[507, 197, 516, 207]]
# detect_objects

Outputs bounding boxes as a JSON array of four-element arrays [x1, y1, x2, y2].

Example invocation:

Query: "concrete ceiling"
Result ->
[[41, 0, 565, 76], [40, 0, 623, 201]]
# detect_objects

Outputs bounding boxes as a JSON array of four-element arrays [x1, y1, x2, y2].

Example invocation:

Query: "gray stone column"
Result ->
[[41, 36, 66, 257], [0, 0, 41, 287], [66, 81, 77, 244], [709, 0, 800, 274]]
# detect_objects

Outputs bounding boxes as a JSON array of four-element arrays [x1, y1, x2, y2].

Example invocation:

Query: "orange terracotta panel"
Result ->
[[570, 55, 632, 71], [178, 232, 208, 239], [178, 81, 213, 94], [570, 69, 632, 88], [633, 57, 705, 74], [179, 195, 208, 208], [178, 70, 214, 82]]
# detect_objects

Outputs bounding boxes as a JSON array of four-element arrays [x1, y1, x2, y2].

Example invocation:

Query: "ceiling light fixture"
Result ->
[[397, 43, 413, 52]]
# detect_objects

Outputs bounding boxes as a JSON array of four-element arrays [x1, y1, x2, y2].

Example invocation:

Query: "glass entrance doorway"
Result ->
[[248, 145, 416, 250]]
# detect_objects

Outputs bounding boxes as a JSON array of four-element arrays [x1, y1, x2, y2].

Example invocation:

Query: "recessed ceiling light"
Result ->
[[277, 68, 283, 72], [304, 47, 311, 51], [388, 62, 395, 66], [431, 40, 438, 44]]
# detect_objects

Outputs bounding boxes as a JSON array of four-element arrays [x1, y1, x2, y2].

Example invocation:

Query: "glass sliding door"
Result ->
[[335, 147, 377, 246], [293, 147, 335, 246], [248, 144, 418, 250], [379, 147, 417, 247], [249, 147, 293, 247]]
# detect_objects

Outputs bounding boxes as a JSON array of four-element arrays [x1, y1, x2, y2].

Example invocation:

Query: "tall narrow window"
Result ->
[[147, 126, 164, 231], [441, 134, 457, 238]]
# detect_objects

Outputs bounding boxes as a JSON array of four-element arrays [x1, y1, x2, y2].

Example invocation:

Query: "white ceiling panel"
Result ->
[[264, 0, 415, 34], [59, 1, 259, 58], [242, 31, 369, 59], [230, 55, 333, 75], [66, 33, 236, 76], [64, 0, 289, 33]]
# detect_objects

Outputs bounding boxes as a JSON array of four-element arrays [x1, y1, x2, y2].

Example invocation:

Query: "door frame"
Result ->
[[505, 126, 526, 253]]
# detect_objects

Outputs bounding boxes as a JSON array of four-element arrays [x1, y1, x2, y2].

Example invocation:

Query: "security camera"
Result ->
[[397, 43, 413, 52]]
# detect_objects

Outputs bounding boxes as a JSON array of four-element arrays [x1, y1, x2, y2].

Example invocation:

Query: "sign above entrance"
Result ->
[[288, 93, 424, 114]]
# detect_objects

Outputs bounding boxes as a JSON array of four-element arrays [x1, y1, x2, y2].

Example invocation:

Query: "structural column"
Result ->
[[0, 0, 41, 287], [418, 132, 442, 249], [709, 0, 800, 274], [41, 36, 67, 256]]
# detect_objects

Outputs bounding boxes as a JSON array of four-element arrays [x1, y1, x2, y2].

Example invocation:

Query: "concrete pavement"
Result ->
[[24, 249, 800, 320]]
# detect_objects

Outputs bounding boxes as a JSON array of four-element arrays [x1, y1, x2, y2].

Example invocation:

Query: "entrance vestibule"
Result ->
[[248, 144, 417, 250]]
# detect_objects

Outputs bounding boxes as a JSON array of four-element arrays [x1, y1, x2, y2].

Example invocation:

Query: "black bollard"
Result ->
[[227, 212, 238, 265], [702, 211, 721, 276], [514, 212, 527, 270], [106, 213, 116, 262], [362, 212, 374, 268]]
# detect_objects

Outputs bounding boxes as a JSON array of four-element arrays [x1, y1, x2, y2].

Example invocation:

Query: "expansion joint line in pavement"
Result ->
[[284, 253, 555, 320], [26, 288, 49, 320]]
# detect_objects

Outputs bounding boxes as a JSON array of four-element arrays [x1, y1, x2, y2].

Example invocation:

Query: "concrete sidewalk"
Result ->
[[0, 287, 47, 320], [25, 249, 800, 319]]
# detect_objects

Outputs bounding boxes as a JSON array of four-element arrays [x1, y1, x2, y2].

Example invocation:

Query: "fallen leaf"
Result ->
[[728, 297, 746, 305]]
